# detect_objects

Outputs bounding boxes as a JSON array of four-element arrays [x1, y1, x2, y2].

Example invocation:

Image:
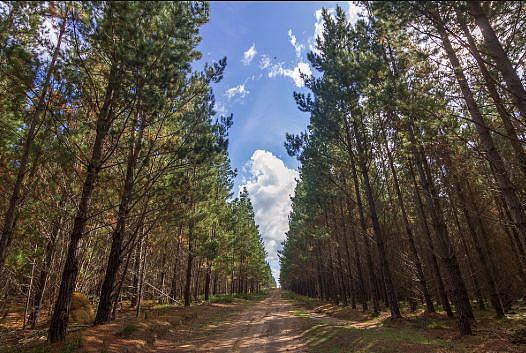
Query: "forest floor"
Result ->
[[2, 289, 526, 352]]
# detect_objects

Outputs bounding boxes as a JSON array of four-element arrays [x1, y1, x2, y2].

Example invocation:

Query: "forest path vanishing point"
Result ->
[[170, 290, 308, 353]]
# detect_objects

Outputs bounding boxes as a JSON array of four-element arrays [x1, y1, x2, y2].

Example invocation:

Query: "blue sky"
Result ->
[[196, 1, 361, 283]]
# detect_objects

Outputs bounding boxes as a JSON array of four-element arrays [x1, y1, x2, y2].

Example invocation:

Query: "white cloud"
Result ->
[[288, 29, 304, 58], [214, 101, 227, 115], [242, 43, 257, 65], [309, 8, 336, 55], [267, 61, 312, 87], [242, 150, 298, 281], [348, 1, 362, 25], [308, 4, 364, 56], [225, 84, 250, 100], [259, 54, 271, 69]]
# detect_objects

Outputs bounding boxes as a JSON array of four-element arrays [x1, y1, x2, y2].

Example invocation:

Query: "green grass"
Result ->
[[292, 309, 310, 318], [282, 290, 323, 309], [59, 334, 83, 353], [209, 289, 270, 303], [303, 323, 457, 353], [115, 322, 140, 338], [209, 293, 235, 303], [1, 334, 84, 353]]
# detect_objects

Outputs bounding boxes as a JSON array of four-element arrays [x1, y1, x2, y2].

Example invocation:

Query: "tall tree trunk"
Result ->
[[353, 120, 401, 318], [0, 10, 67, 269], [407, 122, 472, 335], [204, 266, 211, 301], [23, 246, 37, 329], [184, 224, 194, 307], [213, 272, 219, 295], [467, 1, 526, 121], [48, 65, 119, 342], [340, 200, 362, 309], [169, 226, 183, 300], [495, 195, 526, 281], [131, 240, 141, 307], [344, 118, 379, 314], [381, 120, 434, 312], [96, 106, 146, 324], [158, 250, 167, 303], [28, 215, 61, 328], [347, 214, 367, 310], [135, 240, 146, 318], [445, 155, 505, 315], [407, 163, 453, 317], [457, 14, 526, 177], [449, 189, 486, 311], [459, 181, 505, 317], [437, 18, 526, 249], [111, 241, 135, 320]]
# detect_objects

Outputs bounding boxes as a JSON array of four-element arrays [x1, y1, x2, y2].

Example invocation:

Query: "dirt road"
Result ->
[[172, 290, 308, 353]]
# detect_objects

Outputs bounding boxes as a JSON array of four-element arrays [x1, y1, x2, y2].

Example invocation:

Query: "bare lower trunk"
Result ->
[[449, 191, 486, 311], [28, 217, 61, 328], [468, 1, 526, 121], [353, 120, 401, 318], [95, 110, 144, 324], [340, 199, 364, 310], [408, 163, 453, 316], [204, 266, 211, 301], [131, 241, 141, 307], [450, 173, 504, 317], [407, 122, 472, 335], [184, 224, 194, 307], [48, 65, 119, 342], [381, 120, 434, 312], [135, 241, 146, 318], [344, 118, 379, 314], [438, 18, 526, 251]]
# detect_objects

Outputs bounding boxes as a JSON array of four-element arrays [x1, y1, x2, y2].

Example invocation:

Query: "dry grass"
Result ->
[[0, 292, 269, 353]]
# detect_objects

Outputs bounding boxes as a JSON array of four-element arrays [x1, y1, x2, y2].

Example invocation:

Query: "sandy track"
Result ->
[[171, 290, 308, 353]]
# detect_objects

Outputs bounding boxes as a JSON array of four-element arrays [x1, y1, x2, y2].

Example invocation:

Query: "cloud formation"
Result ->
[[309, 8, 336, 55], [348, 1, 363, 25], [309, 4, 363, 56], [214, 101, 228, 115], [267, 61, 312, 87], [241, 150, 298, 280], [259, 54, 271, 69], [226, 84, 250, 100], [242, 43, 257, 65], [288, 29, 304, 58]]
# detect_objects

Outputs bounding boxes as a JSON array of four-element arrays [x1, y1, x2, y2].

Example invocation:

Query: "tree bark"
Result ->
[[381, 119, 434, 312], [204, 266, 211, 301], [352, 119, 401, 318], [95, 108, 145, 324], [407, 122, 472, 335], [0, 9, 67, 269], [468, 1, 526, 122], [457, 13, 526, 177], [407, 162, 453, 317], [437, 17, 526, 249], [449, 188, 486, 311], [344, 117, 379, 314], [184, 224, 194, 307], [135, 240, 146, 318], [48, 64, 119, 342], [28, 215, 61, 328], [131, 240, 141, 307]]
